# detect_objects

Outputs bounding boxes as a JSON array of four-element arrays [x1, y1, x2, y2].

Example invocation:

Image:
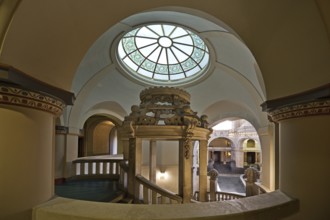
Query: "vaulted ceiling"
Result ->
[[1, 0, 329, 130]]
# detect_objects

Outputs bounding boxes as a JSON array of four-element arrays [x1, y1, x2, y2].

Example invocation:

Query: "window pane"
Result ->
[[117, 24, 209, 85]]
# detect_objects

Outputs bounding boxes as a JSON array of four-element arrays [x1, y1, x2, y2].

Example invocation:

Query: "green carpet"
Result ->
[[55, 179, 120, 202]]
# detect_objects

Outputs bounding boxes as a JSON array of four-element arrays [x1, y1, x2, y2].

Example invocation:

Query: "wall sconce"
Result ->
[[158, 168, 168, 180]]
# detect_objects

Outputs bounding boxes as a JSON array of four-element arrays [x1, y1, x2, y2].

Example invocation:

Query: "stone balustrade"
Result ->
[[33, 190, 298, 220], [72, 155, 123, 179]]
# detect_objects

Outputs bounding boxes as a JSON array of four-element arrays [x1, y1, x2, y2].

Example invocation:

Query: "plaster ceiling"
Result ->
[[1, 0, 329, 130]]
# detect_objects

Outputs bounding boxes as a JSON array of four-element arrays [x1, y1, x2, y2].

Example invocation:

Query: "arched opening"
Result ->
[[209, 118, 261, 173], [209, 137, 232, 164], [81, 115, 118, 157], [242, 138, 261, 169]]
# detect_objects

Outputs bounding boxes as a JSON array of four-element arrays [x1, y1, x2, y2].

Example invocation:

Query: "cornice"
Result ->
[[0, 64, 75, 105], [261, 84, 330, 122], [0, 83, 65, 116], [267, 99, 330, 122]]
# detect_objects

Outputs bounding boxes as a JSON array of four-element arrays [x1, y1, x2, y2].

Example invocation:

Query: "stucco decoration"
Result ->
[[0, 83, 65, 116]]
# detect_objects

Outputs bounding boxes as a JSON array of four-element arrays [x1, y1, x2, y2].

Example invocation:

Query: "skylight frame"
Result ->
[[117, 23, 210, 85]]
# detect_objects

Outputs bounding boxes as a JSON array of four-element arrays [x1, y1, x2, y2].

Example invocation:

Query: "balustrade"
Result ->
[[135, 174, 182, 204], [194, 191, 244, 202], [72, 157, 122, 179]]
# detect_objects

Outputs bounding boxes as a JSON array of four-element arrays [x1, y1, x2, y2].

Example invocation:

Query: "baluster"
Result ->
[[81, 162, 84, 176], [109, 162, 114, 174], [143, 187, 149, 204], [88, 162, 93, 175], [116, 162, 120, 175], [134, 181, 141, 203], [96, 161, 101, 175], [161, 195, 167, 204], [152, 191, 157, 204], [103, 162, 108, 174]]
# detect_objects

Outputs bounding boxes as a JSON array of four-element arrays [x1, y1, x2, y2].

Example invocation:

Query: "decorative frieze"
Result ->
[[268, 100, 330, 122], [0, 84, 66, 116], [261, 84, 330, 122]]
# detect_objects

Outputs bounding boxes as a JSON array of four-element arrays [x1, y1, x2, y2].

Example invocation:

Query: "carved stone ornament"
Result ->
[[0, 84, 66, 116], [122, 86, 209, 128], [268, 100, 330, 122], [208, 168, 219, 181]]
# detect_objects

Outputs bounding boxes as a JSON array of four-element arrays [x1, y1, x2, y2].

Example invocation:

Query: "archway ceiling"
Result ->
[[1, 0, 329, 129], [66, 9, 268, 128]]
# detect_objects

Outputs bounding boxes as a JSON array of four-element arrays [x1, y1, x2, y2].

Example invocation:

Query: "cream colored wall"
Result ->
[[280, 115, 330, 219], [141, 165, 179, 194], [258, 125, 276, 191], [92, 122, 112, 155], [141, 140, 180, 194], [0, 105, 55, 220], [142, 140, 179, 166]]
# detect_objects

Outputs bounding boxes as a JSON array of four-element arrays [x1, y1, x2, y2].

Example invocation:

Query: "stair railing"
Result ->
[[135, 174, 182, 204]]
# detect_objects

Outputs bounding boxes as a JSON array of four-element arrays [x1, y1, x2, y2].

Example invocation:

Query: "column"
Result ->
[[0, 82, 67, 220], [55, 126, 67, 184], [262, 84, 330, 219], [198, 140, 208, 202], [149, 140, 156, 183], [179, 138, 193, 203], [128, 137, 142, 200], [63, 128, 80, 178]]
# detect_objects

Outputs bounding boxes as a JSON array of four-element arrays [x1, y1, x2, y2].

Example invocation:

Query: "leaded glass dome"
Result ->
[[117, 24, 210, 85]]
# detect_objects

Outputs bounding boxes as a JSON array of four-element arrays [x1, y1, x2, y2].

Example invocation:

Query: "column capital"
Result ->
[[261, 84, 330, 122]]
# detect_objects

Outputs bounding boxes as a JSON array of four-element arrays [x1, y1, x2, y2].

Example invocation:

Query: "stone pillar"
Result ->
[[262, 85, 330, 219], [63, 128, 80, 178], [55, 126, 67, 183], [0, 83, 67, 220], [198, 140, 208, 202], [128, 137, 142, 201], [149, 140, 157, 183], [179, 138, 193, 203]]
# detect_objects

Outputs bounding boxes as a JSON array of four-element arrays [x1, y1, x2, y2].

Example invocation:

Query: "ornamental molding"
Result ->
[[0, 84, 66, 116], [268, 99, 330, 122]]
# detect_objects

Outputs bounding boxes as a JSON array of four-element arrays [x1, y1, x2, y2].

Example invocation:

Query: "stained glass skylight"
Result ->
[[117, 24, 209, 84]]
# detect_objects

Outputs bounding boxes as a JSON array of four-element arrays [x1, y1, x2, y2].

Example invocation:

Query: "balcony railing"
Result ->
[[72, 155, 123, 179], [194, 191, 244, 202]]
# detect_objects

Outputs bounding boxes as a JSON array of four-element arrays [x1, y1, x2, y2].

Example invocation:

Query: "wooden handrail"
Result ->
[[135, 174, 182, 204]]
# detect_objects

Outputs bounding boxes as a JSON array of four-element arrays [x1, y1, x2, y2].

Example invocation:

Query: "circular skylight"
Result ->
[[117, 24, 210, 85]]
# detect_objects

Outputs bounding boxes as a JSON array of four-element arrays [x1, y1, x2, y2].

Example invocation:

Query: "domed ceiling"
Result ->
[[69, 8, 267, 130]]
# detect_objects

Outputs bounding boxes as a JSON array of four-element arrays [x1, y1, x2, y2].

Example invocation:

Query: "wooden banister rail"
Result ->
[[135, 174, 183, 204]]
